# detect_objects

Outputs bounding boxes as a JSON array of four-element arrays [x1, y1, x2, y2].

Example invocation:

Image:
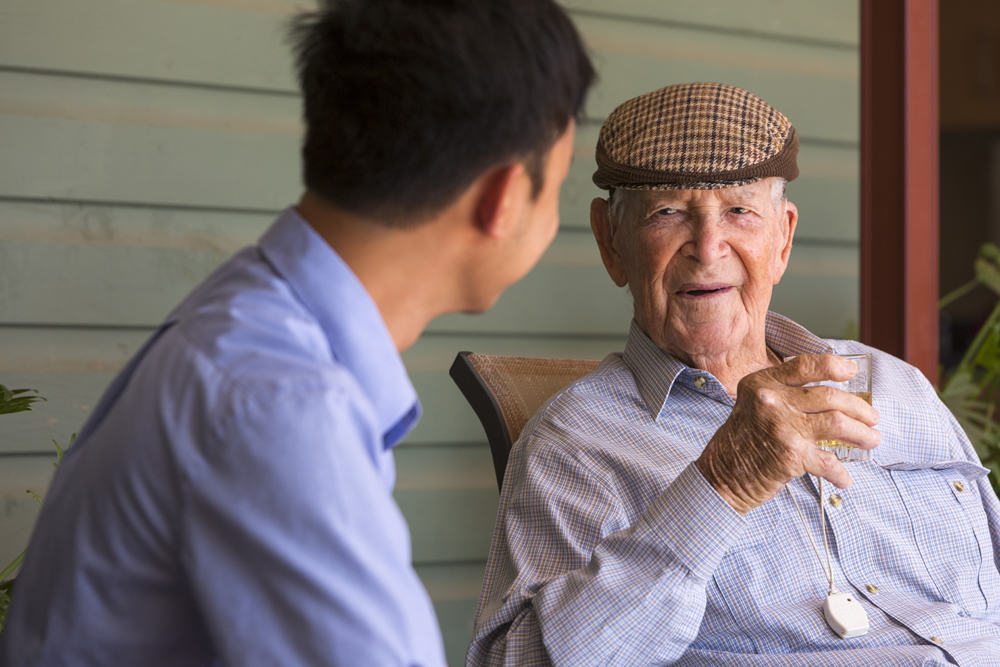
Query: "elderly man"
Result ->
[[468, 83, 1000, 666]]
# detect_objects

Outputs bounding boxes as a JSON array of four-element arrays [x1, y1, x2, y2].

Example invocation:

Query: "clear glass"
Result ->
[[810, 353, 873, 463]]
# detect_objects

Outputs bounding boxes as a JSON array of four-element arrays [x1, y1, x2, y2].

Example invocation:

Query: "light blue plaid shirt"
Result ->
[[469, 314, 1000, 666]]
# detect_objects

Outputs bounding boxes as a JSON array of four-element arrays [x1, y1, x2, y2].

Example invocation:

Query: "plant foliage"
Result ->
[[939, 243, 1000, 498], [0, 387, 67, 635], [0, 386, 45, 416]]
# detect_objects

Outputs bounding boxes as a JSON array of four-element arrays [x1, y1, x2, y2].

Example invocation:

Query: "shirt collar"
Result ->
[[258, 207, 420, 449], [622, 320, 687, 419], [622, 312, 834, 419]]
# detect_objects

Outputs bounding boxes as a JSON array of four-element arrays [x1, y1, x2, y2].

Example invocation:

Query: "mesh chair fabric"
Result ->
[[465, 355, 600, 446]]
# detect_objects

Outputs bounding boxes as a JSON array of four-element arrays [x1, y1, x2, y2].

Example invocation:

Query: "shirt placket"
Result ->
[[943, 472, 995, 614], [817, 470, 961, 662]]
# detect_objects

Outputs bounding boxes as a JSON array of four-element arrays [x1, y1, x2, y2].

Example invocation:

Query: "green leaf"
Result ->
[[0, 386, 45, 415], [51, 434, 74, 468], [0, 551, 24, 584], [0, 385, 67, 636], [981, 242, 1000, 263], [975, 256, 1000, 297]]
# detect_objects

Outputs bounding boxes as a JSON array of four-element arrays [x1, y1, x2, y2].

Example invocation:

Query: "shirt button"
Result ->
[[930, 635, 943, 645], [865, 583, 879, 594], [693, 376, 707, 388], [952, 480, 966, 493], [828, 494, 843, 508]]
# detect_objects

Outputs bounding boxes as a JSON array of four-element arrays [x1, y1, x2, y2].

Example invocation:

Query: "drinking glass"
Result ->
[[811, 353, 873, 462]]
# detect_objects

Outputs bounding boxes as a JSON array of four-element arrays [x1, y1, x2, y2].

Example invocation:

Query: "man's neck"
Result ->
[[295, 192, 468, 353], [683, 336, 778, 398]]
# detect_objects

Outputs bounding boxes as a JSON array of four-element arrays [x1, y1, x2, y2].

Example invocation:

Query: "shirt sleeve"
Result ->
[[468, 433, 745, 666], [177, 374, 446, 667]]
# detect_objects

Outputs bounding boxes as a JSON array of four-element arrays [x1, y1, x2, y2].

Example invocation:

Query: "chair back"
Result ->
[[449, 351, 599, 490]]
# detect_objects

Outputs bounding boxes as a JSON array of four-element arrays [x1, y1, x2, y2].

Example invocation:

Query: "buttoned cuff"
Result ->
[[648, 462, 746, 581]]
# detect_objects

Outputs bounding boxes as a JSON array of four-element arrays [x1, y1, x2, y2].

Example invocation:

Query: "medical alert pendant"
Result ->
[[823, 591, 870, 639], [786, 481, 870, 640]]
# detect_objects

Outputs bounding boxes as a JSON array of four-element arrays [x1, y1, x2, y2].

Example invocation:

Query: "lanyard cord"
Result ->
[[786, 478, 837, 595]]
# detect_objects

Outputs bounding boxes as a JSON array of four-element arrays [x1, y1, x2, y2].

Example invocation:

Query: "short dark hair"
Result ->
[[290, 0, 595, 225]]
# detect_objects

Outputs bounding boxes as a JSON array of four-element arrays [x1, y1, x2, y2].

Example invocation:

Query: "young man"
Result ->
[[0, 2, 594, 665]]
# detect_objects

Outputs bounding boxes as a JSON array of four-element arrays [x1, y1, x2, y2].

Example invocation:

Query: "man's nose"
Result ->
[[682, 215, 730, 263]]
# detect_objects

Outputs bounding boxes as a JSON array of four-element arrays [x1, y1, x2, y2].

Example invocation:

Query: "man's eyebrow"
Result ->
[[719, 190, 765, 204], [644, 193, 683, 206]]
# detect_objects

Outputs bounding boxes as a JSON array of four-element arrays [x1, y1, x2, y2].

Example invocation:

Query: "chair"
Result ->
[[449, 351, 600, 490]]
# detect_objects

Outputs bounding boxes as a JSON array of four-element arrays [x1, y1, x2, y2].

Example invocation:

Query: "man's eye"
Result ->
[[654, 207, 679, 217], [729, 207, 750, 215]]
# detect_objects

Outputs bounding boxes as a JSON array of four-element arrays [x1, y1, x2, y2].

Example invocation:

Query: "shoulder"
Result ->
[[526, 353, 645, 445], [158, 246, 360, 405], [175, 250, 333, 372], [146, 252, 374, 450], [508, 354, 657, 490]]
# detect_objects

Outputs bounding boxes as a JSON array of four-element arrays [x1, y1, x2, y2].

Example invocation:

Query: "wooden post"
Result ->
[[860, 0, 939, 384]]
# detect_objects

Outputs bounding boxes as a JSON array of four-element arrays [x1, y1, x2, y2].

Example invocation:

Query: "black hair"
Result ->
[[290, 0, 595, 225]]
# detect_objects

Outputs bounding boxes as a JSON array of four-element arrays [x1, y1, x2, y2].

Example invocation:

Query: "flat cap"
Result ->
[[593, 82, 799, 190]]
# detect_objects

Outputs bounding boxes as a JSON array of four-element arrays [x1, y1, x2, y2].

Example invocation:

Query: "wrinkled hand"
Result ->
[[695, 354, 880, 514]]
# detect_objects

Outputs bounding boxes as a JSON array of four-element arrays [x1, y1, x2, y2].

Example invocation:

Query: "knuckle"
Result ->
[[818, 353, 840, 375], [755, 387, 779, 407], [805, 353, 826, 372], [829, 412, 849, 431], [820, 448, 839, 467], [815, 449, 839, 473]]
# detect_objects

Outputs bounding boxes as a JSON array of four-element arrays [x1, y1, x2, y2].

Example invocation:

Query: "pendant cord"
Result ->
[[786, 479, 837, 595]]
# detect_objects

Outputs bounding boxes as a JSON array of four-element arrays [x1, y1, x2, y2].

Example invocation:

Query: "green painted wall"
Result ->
[[0, 1, 858, 663]]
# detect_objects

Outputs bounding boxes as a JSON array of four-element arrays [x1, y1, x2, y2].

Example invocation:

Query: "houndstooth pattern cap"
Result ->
[[593, 82, 799, 190]]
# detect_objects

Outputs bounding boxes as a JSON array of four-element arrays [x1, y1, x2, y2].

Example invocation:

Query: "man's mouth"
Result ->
[[675, 284, 733, 298]]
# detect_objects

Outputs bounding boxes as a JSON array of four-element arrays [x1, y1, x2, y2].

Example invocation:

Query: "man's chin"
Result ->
[[458, 294, 500, 315]]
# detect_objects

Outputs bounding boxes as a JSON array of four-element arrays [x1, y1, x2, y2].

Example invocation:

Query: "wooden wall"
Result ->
[[0, 1, 858, 662]]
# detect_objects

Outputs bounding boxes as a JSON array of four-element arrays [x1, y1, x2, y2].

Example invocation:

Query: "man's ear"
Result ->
[[474, 163, 525, 239], [590, 197, 628, 287], [772, 199, 798, 284]]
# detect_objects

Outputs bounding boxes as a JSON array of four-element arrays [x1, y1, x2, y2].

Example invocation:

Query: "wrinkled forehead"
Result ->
[[643, 179, 776, 203], [614, 178, 783, 212]]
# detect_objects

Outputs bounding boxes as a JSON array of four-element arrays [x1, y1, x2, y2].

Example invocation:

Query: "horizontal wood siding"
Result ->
[[0, 2, 858, 663]]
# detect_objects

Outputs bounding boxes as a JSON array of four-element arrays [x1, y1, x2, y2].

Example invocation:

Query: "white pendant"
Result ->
[[823, 591, 870, 639]]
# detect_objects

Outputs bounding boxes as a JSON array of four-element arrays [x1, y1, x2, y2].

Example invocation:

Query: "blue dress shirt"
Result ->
[[1, 208, 446, 666], [470, 315, 1000, 666]]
